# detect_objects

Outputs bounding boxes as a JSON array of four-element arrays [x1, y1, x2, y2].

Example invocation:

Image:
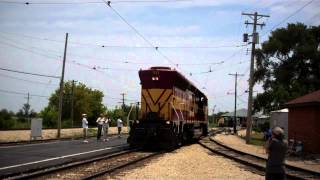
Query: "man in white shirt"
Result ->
[[82, 114, 88, 143], [117, 118, 123, 138], [103, 115, 110, 141], [96, 114, 104, 141]]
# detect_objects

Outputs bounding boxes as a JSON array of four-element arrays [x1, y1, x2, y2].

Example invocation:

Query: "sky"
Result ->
[[0, 0, 319, 114]]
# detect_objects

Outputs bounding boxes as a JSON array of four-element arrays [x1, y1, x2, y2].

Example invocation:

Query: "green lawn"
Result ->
[[241, 132, 266, 146]]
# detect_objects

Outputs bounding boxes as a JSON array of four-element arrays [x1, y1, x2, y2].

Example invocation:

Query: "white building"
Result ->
[[270, 108, 288, 138]]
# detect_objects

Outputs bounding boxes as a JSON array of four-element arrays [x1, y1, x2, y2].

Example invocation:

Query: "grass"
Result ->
[[240, 131, 266, 147], [88, 128, 97, 136]]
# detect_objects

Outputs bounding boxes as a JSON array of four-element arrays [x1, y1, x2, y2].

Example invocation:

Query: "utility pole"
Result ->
[[70, 80, 75, 129], [57, 33, 68, 138], [120, 93, 126, 124], [120, 93, 126, 109], [229, 72, 244, 134], [242, 12, 269, 143], [25, 92, 31, 128], [136, 102, 140, 121], [212, 105, 216, 124]]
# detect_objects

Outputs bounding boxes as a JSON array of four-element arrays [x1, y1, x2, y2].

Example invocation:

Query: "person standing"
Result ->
[[265, 127, 288, 180], [96, 114, 104, 141], [82, 114, 88, 143], [117, 118, 123, 138], [102, 115, 110, 141]]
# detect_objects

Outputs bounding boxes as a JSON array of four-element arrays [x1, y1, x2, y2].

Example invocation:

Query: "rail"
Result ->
[[199, 129, 320, 180], [2, 145, 133, 179]]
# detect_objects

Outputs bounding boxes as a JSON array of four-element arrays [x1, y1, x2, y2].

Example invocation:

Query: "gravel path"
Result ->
[[111, 144, 264, 180], [214, 133, 320, 172]]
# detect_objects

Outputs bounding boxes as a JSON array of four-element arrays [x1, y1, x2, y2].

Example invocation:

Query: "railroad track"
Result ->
[[199, 134, 320, 180], [4, 146, 163, 180]]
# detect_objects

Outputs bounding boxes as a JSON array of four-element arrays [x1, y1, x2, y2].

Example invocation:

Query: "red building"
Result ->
[[285, 90, 320, 154]]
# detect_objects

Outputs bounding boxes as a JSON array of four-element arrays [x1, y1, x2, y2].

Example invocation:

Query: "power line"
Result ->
[[261, 0, 315, 37], [0, 72, 59, 86], [0, 89, 50, 98], [103, 1, 181, 68], [104, 1, 155, 49], [0, 67, 60, 79], [102, 0, 208, 90], [0, 0, 191, 5], [0, 31, 245, 50], [0, 40, 61, 61], [0, 34, 234, 66]]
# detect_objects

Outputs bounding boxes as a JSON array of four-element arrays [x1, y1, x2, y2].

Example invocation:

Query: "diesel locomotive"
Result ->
[[127, 66, 208, 148]]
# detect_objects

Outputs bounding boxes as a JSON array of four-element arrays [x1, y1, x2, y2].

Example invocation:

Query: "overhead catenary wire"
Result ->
[[0, 0, 191, 5], [0, 73, 59, 86], [0, 31, 240, 66], [0, 67, 60, 79], [102, 0, 209, 92], [0, 88, 50, 98], [261, 0, 315, 37], [0, 31, 246, 50], [0, 40, 62, 61]]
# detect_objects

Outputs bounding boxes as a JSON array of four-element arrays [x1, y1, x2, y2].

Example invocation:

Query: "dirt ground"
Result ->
[[0, 127, 128, 143]]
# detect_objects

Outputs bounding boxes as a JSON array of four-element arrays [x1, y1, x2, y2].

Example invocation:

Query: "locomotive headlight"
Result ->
[[136, 120, 139, 124], [166, 121, 170, 124], [152, 76, 159, 81]]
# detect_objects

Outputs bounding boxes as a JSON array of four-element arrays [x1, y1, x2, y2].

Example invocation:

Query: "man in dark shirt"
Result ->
[[265, 127, 288, 180]]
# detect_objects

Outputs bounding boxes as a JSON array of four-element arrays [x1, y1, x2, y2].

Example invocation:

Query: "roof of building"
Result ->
[[271, 108, 288, 113], [222, 108, 248, 118], [285, 90, 320, 107]]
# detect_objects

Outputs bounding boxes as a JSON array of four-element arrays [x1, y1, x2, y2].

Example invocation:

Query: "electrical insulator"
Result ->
[[243, 33, 248, 42]]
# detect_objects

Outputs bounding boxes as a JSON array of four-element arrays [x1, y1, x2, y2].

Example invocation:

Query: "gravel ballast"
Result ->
[[111, 144, 264, 180]]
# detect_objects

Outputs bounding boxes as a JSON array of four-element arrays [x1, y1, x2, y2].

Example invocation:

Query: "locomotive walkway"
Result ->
[[212, 130, 320, 173], [0, 135, 128, 178]]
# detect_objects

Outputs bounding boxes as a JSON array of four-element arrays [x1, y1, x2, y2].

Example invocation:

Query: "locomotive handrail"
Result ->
[[170, 102, 180, 122], [170, 102, 181, 133], [126, 105, 135, 131]]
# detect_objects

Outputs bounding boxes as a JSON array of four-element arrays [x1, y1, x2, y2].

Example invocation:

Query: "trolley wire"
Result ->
[[0, 73, 59, 86], [0, 31, 245, 50], [0, 0, 191, 5], [0, 67, 60, 79], [0, 88, 50, 98], [261, 0, 315, 38], [0, 40, 62, 61]]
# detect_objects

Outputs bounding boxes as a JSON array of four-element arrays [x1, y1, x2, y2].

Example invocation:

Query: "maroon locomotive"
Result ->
[[128, 67, 208, 147]]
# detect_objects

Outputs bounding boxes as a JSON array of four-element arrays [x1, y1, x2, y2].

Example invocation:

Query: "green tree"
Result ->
[[254, 23, 320, 112], [16, 103, 37, 122], [41, 81, 106, 128], [107, 107, 124, 126], [0, 109, 15, 129]]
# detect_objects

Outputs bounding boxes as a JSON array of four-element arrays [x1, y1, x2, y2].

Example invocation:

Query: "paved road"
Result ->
[[0, 135, 128, 177]]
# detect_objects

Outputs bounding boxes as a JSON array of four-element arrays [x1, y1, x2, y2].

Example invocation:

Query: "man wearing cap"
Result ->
[[82, 114, 88, 143], [265, 126, 288, 180]]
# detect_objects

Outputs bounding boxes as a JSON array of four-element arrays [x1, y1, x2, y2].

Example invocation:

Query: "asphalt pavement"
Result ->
[[0, 135, 128, 178]]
